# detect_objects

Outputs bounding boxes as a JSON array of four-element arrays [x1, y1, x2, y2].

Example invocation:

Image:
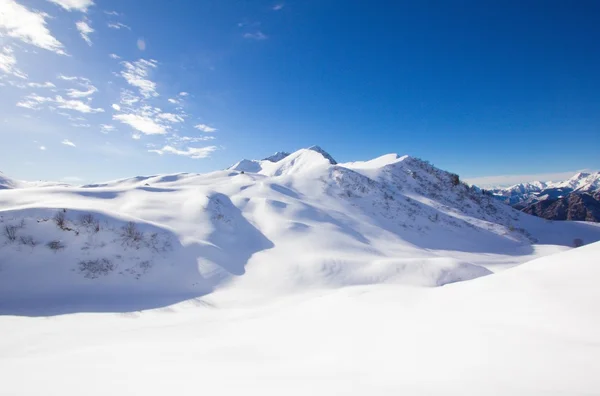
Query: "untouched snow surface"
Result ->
[[1, 242, 600, 395], [1, 147, 600, 395]]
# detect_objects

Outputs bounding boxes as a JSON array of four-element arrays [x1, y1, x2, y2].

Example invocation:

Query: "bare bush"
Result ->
[[47, 240, 65, 251], [19, 235, 37, 247], [3, 224, 19, 242], [79, 213, 100, 233], [145, 232, 173, 253], [53, 211, 66, 229], [120, 222, 144, 248], [450, 173, 460, 186], [78, 258, 115, 279], [573, 238, 584, 248]]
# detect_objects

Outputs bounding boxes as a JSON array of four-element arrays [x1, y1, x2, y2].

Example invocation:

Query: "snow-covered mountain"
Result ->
[[488, 171, 600, 221], [490, 171, 600, 205], [3, 146, 600, 394], [2, 146, 599, 314]]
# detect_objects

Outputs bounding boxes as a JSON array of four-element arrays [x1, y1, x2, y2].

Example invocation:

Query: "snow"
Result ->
[[1, 146, 600, 395], [1, 242, 599, 395]]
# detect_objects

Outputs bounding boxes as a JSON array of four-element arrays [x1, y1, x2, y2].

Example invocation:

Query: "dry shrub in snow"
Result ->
[[53, 211, 67, 230], [78, 258, 115, 279], [120, 222, 144, 248], [79, 213, 100, 233], [47, 240, 65, 251], [573, 238, 584, 248], [3, 224, 19, 242], [19, 235, 37, 247]]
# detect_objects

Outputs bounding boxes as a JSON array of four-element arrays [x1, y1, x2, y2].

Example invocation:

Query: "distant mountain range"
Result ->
[[488, 172, 600, 222]]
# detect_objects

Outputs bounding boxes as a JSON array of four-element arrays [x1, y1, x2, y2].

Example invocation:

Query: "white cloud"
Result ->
[[273, 3, 284, 10], [57, 74, 91, 83], [111, 103, 121, 111], [27, 81, 55, 88], [39, 145, 46, 150], [16, 93, 53, 109], [71, 123, 90, 128], [148, 145, 217, 159], [107, 22, 130, 30], [113, 113, 166, 135], [0, 0, 65, 54], [157, 113, 184, 123], [120, 59, 158, 98], [137, 38, 146, 51], [17, 93, 103, 113], [75, 19, 94, 46], [168, 98, 180, 104], [104, 10, 119, 16], [47, 0, 94, 12], [464, 170, 595, 188], [55, 95, 103, 113], [0, 46, 27, 79], [66, 84, 97, 98], [109, 53, 120, 59], [61, 139, 76, 147], [170, 135, 216, 143], [243, 31, 268, 40], [178, 91, 188, 96], [194, 123, 217, 133], [100, 124, 115, 133]]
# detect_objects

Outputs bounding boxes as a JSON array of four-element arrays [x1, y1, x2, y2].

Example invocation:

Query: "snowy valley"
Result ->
[[1, 147, 600, 395]]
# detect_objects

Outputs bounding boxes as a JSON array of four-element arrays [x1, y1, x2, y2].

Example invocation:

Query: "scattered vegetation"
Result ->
[[120, 222, 144, 248], [53, 210, 67, 229], [47, 240, 66, 251], [450, 173, 460, 186], [79, 213, 100, 233], [19, 235, 37, 247], [78, 258, 115, 279], [3, 224, 19, 242]]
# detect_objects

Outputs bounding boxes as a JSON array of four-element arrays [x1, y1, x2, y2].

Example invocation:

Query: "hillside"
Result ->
[[1, 147, 599, 314], [1, 237, 599, 395]]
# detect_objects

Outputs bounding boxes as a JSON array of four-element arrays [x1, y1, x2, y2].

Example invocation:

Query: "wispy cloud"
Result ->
[[100, 124, 115, 133], [272, 3, 284, 10], [107, 22, 130, 30], [61, 139, 76, 147], [120, 59, 158, 99], [0, 0, 65, 54], [113, 113, 167, 135], [55, 95, 103, 113], [39, 145, 46, 151], [75, 19, 94, 46], [0, 46, 27, 79], [194, 123, 217, 133], [148, 145, 217, 159], [243, 31, 268, 40], [104, 10, 119, 16], [27, 81, 55, 88], [157, 113, 184, 123], [17, 93, 104, 113], [109, 53, 120, 59], [47, 0, 94, 12], [66, 84, 97, 98]]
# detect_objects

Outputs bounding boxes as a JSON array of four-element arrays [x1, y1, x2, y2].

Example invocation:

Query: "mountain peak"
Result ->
[[307, 145, 337, 165], [262, 152, 290, 163]]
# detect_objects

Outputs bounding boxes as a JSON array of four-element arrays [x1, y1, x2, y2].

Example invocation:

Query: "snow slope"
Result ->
[[1, 241, 599, 395], [1, 147, 600, 315]]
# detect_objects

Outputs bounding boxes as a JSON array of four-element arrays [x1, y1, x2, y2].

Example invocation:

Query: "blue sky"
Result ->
[[1, 0, 599, 185]]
